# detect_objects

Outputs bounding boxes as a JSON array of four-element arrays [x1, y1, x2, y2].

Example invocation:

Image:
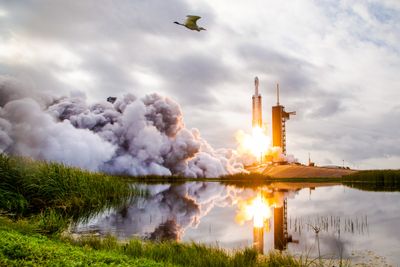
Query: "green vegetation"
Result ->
[[0, 219, 168, 267], [217, 169, 400, 191], [0, 154, 141, 216], [68, 234, 260, 267], [0, 216, 310, 267], [4, 155, 396, 265], [342, 170, 400, 191], [0, 154, 312, 266], [122, 172, 343, 187], [121, 174, 190, 184]]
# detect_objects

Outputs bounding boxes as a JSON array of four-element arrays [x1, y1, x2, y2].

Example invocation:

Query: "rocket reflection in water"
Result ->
[[72, 182, 376, 260], [72, 183, 316, 254], [236, 188, 298, 253]]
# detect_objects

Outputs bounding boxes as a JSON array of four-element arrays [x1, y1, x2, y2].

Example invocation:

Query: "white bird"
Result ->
[[174, 15, 206, 32]]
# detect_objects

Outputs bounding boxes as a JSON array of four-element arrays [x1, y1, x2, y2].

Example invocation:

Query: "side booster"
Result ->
[[252, 77, 262, 128]]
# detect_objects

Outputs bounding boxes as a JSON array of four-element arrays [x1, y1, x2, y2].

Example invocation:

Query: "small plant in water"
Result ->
[[308, 223, 322, 266]]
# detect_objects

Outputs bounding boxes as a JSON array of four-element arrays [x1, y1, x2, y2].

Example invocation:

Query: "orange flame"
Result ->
[[235, 191, 272, 227], [236, 126, 271, 162]]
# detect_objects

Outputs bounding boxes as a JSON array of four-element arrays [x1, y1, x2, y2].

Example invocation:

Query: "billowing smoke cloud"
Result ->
[[0, 76, 244, 177]]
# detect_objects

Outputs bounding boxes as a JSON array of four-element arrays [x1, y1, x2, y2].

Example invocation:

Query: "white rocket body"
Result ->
[[252, 77, 262, 128]]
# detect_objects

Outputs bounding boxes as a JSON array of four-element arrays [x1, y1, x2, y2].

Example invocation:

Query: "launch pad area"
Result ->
[[246, 76, 356, 177], [247, 164, 356, 178]]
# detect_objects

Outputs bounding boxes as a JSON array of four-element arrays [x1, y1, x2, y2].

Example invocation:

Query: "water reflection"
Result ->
[[73, 182, 334, 252], [72, 182, 400, 264], [234, 187, 292, 252], [290, 215, 369, 236]]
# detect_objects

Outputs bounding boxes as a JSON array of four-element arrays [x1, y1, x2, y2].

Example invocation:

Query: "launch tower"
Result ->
[[272, 84, 296, 156], [273, 198, 298, 250], [252, 77, 262, 128], [252, 190, 298, 253]]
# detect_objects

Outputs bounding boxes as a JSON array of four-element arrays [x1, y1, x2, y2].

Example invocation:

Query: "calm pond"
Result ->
[[72, 182, 400, 265]]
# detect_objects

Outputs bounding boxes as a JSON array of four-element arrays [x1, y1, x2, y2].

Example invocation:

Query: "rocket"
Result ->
[[252, 77, 262, 128]]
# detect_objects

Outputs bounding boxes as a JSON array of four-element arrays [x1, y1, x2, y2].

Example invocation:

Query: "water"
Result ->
[[72, 181, 400, 265]]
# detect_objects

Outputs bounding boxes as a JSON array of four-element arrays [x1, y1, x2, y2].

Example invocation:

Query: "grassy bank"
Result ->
[[125, 169, 400, 192], [67, 235, 303, 267], [4, 155, 392, 265], [0, 154, 143, 232], [0, 155, 311, 266], [342, 170, 400, 191], [0, 217, 168, 267], [122, 172, 343, 185], [0, 154, 139, 216], [0, 155, 310, 267], [0, 216, 303, 267]]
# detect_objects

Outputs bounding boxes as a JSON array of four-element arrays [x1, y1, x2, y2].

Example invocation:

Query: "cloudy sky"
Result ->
[[1, 0, 399, 169]]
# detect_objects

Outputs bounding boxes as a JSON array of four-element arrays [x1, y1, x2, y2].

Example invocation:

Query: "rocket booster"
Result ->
[[254, 77, 259, 95], [252, 77, 262, 128]]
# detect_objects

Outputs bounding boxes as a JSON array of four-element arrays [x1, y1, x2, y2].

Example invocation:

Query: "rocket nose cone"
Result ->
[[254, 77, 259, 94]]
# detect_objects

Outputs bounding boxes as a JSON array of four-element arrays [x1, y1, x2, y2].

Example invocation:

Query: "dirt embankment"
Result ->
[[259, 165, 357, 178]]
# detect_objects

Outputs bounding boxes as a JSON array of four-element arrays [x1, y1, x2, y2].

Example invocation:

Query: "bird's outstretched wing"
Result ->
[[185, 15, 201, 27]]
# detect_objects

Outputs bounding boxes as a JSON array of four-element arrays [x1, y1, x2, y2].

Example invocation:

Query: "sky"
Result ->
[[0, 0, 399, 169]]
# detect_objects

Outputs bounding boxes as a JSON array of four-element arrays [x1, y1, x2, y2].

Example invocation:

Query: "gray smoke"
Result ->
[[0, 76, 244, 177]]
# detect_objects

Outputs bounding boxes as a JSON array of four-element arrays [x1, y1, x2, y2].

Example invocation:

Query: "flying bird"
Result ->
[[174, 15, 206, 32]]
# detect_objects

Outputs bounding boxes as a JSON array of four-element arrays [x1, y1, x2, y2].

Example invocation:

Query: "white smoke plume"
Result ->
[[0, 76, 245, 177]]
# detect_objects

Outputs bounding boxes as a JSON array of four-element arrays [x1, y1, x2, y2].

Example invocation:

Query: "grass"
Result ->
[[0, 154, 141, 216], [122, 172, 343, 188], [69, 235, 259, 267], [0, 155, 307, 266], [62, 234, 341, 267], [0, 216, 310, 267], [342, 169, 400, 191], [0, 154, 145, 234], [0, 222, 169, 266], [2, 154, 393, 265], [125, 169, 400, 193]]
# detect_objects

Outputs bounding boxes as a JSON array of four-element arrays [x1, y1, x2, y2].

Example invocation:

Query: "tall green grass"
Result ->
[[67, 234, 307, 267], [0, 226, 169, 267], [0, 216, 307, 267], [0, 154, 355, 266], [0, 154, 142, 221]]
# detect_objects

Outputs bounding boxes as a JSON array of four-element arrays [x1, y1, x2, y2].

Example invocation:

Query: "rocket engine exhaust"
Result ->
[[236, 77, 293, 165], [0, 76, 246, 178]]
